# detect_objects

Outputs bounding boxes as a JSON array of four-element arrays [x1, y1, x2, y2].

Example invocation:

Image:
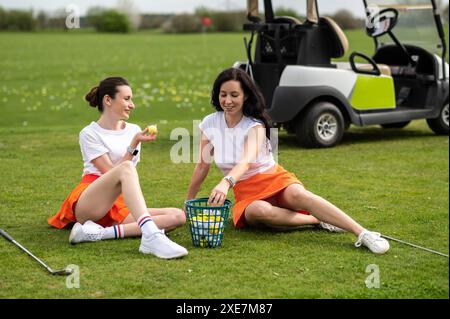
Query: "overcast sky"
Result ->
[[0, 0, 385, 15], [0, 0, 448, 16]]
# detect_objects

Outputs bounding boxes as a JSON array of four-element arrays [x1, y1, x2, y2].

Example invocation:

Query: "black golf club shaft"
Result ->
[[0, 228, 72, 275]]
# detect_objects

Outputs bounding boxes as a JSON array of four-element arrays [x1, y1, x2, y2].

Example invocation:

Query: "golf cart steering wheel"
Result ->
[[350, 52, 381, 76], [366, 7, 416, 66], [366, 8, 399, 38]]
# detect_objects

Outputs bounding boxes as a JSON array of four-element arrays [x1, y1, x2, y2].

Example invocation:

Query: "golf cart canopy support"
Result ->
[[247, 0, 319, 23]]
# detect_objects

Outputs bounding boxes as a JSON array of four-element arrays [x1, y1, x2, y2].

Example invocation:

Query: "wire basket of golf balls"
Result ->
[[185, 198, 231, 248]]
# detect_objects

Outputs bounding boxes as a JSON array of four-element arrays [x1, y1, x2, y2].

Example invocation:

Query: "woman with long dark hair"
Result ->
[[185, 68, 390, 254]]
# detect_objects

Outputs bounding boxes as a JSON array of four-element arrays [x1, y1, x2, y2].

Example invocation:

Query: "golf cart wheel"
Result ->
[[380, 121, 411, 129], [295, 102, 345, 148], [427, 102, 449, 135]]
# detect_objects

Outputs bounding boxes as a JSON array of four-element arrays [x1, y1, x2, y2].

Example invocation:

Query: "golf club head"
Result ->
[[51, 268, 74, 276]]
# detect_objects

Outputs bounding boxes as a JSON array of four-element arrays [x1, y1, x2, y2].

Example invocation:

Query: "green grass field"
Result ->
[[0, 30, 448, 299]]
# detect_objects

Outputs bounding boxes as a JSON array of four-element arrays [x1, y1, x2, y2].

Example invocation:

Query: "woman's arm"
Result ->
[[185, 133, 213, 201], [92, 127, 155, 174], [208, 125, 266, 205]]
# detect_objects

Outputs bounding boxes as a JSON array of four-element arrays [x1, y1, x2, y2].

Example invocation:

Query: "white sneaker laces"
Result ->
[[355, 231, 382, 247], [84, 225, 105, 241], [152, 229, 165, 237]]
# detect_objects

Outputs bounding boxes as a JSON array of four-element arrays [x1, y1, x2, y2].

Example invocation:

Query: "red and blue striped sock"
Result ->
[[137, 214, 159, 236], [102, 225, 124, 240]]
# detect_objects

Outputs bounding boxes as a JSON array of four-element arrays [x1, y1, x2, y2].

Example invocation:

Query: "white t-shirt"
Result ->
[[79, 121, 142, 176], [198, 112, 275, 181]]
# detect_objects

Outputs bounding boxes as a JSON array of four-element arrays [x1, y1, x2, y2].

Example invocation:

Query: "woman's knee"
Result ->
[[288, 188, 315, 208], [245, 201, 275, 223], [118, 160, 137, 178], [119, 160, 135, 170]]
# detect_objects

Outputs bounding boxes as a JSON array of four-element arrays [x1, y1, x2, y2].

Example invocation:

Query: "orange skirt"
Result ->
[[47, 174, 130, 229], [232, 164, 309, 228]]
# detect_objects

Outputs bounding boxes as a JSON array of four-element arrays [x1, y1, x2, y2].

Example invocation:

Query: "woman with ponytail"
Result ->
[[48, 77, 188, 259], [185, 68, 390, 255]]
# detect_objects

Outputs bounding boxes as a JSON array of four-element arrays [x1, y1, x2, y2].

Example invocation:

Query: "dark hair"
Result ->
[[211, 68, 272, 139], [85, 77, 130, 112]]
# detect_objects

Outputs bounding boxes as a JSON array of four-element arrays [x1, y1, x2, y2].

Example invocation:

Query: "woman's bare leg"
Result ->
[[71, 161, 188, 258], [244, 200, 320, 229], [277, 184, 364, 235], [74, 161, 151, 224], [119, 208, 186, 237]]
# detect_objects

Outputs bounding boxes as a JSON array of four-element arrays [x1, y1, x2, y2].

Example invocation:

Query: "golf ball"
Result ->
[[147, 124, 158, 135], [199, 238, 208, 247]]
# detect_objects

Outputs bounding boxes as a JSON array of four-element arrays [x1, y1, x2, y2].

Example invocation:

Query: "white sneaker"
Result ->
[[318, 221, 346, 233], [69, 220, 105, 244], [355, 230, 390, 254], [139, 230, 188, 259]]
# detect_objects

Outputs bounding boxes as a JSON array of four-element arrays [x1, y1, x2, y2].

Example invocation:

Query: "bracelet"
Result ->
[[224, 176, 236, 188]]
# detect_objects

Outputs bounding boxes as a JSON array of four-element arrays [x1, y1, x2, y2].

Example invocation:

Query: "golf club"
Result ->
[[382, 234, 449, 258], [0, 228, 73, 276]]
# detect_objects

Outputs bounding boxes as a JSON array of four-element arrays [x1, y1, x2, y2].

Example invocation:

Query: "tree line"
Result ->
[[0, 5, 448, 33]]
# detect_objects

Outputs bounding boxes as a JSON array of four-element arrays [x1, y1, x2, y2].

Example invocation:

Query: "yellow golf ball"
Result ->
[[147, 124, 158, 135], [209, 227, 220, 235], [199, 238, 208, 247]]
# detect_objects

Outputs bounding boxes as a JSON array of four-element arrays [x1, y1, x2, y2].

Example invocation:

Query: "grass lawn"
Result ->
[[0, 30, 448, 299]]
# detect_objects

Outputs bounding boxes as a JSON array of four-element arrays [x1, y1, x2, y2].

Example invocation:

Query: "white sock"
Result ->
[[102, 225, 125, 240], [137, 214, 160, 236]]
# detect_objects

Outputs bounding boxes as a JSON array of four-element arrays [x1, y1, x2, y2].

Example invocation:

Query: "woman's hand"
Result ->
[[208, 179, 230, 206], [132, 127, 157, 146]]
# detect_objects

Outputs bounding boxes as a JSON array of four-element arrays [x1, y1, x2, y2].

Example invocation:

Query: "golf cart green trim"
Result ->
[[238, 0, 449, 147]]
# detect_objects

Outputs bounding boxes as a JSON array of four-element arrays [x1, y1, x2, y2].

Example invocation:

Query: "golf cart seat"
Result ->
[[253, 16, 304, 65], [321, 16, 392, 76], [334, 62, 392, 77], [320, 17, 349, 59]]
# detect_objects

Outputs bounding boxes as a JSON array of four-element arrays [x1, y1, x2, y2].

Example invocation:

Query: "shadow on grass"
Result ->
[[341, 127, 436, 146], [277, 126, 437, 148], [230, 221, 345, 237], [229, 225, 357, 253]]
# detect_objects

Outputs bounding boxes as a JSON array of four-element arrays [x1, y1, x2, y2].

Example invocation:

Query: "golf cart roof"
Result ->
[[247, 0, 439, 23], [375, 4, 433, 10]]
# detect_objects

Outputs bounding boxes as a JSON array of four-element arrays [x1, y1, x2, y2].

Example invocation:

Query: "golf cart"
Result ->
[[235, 0, 449, 147]]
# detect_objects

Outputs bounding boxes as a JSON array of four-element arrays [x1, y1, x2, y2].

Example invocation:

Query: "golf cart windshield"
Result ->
[[366, 0, 443, 55]]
